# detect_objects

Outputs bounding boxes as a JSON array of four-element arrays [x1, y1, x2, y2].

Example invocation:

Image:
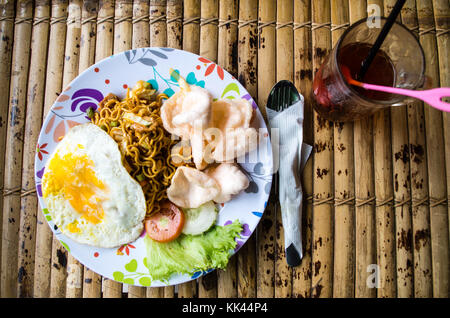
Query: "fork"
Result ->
[[267, 80, 303, 267]]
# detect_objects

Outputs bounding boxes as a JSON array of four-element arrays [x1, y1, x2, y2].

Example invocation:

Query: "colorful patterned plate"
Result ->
[[35, 48, 273, 287]]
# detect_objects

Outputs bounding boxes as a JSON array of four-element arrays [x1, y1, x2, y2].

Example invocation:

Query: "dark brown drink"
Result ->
[[338, 43, 395, 101]]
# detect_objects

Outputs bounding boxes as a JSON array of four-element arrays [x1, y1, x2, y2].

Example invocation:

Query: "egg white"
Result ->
[[42, 123, 147, 248]]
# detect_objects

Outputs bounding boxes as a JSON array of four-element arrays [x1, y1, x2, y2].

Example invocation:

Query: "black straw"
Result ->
[[357, 0, 406, 81]]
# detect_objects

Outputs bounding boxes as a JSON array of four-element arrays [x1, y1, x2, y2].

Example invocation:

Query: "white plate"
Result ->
[[35, 48, 273, 287]]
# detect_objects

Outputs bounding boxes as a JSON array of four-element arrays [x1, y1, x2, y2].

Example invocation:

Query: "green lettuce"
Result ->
[[143, 220, 242, 283]]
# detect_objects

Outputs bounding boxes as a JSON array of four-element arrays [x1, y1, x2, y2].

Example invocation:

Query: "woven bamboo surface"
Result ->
[[0, 0, 449, 298]]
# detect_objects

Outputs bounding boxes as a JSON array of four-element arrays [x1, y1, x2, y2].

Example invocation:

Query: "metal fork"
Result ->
[[267, 80, 303, 267]]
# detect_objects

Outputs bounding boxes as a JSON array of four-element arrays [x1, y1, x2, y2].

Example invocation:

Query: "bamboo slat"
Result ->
[[83, 268, 102, 298], [146, 286, 163, 297], [132, 0, 149, 49], [49, 221, 67, 299], [292, 0, 313, 299], [373, 105, 396, 298], [388, 1, 415, 298], [182, 0, 200, 55], [198, 272, 218, 298], [34, 0, 68, 299], [62, 0, 83, 298], [79, 0, 98, 73], [330, 0, 355, 299], [416, 0, 449, 298], [400, 0, 433, 298], [298, 165, 313, 298], [216, 0, 239, 299], [166, 0, 182, 49], [348, 0, 376, 299], [432, 1, 450, 285], [163, 285, 174, 298], [96, 0, 114, 62], [0, 0, 15, 296], [114, 0, 132, 54], [390, 110, 414, 300], [391, 115, 414, 298], [196, 1, 219, 299], [63, 0, 82, 86], [150, 0, 166, 47], [353, 110, 376, 298], [17, 0, 50, 298], [236, 0, 257, 98], [236, 0, 258, 299], [256, 0, 275, 119], [300, 159, 313, 297], [370, 0, 396, 299], [79, 1, 102, 298], [127, 285, 146, 298], [177, 280, 197, 298], [311, 0, 334, 298], [217, 0, 238, 77], [256, 0, 276, 298], [82, 265, 102, 298], [1, 0, 33, 298], [274, 0, 293, 298], [48, 1, 70, 298], [199, 0, 218, 61]]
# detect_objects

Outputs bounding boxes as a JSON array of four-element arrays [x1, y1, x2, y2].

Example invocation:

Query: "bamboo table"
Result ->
[[1, 0, 449, 299]]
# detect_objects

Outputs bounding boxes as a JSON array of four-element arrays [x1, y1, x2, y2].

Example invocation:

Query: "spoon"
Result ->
[[341, 65, 450, 112], [267, 80, 303, 267]]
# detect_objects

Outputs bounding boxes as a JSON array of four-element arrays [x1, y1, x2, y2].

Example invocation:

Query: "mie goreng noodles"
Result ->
[[92, 80, 192, 217]]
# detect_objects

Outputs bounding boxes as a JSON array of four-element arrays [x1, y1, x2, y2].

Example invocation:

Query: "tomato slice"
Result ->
[[145, 201, 185, 243]]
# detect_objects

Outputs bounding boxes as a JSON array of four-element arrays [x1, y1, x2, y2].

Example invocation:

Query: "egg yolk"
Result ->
[[43, 147, 108, 225], [67, 220, 81, 233]]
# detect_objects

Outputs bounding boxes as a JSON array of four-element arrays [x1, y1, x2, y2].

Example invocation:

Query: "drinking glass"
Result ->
[[311, 17, 426, 122]]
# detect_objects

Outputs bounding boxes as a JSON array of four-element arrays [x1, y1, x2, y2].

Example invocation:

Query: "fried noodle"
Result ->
[[92, 80, 192, 217]]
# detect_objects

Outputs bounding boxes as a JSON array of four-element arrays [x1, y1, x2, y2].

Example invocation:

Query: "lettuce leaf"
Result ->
[[143, 220, 242, 283]]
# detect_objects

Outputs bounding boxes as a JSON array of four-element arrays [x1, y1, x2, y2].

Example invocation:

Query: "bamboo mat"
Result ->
[[0, 0, 448, 298]]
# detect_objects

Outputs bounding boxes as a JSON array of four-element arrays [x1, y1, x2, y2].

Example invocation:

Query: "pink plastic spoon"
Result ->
[[341, 65, 450, 112]]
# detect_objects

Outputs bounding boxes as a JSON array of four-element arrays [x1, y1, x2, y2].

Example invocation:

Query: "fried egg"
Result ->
[[41, 123, 146, 248]]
